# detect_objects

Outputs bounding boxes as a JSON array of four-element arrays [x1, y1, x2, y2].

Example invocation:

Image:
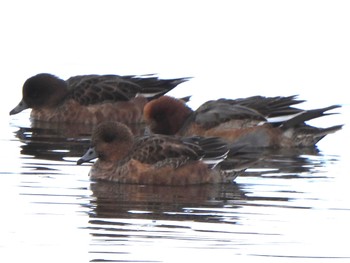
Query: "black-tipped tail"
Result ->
[[135, 75, 191, 100], [280, 105, 341, 129]]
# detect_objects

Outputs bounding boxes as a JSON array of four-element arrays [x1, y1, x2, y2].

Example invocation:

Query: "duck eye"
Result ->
[[154, 112, 165, 121], [29, 87, 40, 99], [102, 133, 116, 143], [26, 85, 45, 101]]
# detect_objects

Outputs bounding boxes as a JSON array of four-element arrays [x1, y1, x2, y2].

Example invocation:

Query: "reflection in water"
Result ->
[[16, 126, 89, 161], [246, 147, 328, 178], [86, 185, 223, 262], [88, 182, 245, 221], [13, 121, 147, 161]]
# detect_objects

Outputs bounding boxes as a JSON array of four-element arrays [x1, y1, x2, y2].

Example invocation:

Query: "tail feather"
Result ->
[[137, 76, 191, 99], [183, 136, 230, 169], [218, 156, 260, 182], [217, 143, 261, 182], [232, 95, 305, 117], [281, 105, 341, 129]]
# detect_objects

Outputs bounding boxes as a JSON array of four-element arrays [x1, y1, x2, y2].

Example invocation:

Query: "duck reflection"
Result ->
[[245, 147, 330, 178], [13, 121, 147, 161], [88, 182, 246, 222]]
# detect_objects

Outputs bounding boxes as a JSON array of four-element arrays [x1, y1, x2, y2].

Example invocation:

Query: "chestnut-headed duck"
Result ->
[[77, 121, 246, 185], [143, 95, 342, 148], [9, 73, 188, 125]]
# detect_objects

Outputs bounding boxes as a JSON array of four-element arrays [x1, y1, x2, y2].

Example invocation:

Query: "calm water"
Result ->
[[2, 108, 350, 263]]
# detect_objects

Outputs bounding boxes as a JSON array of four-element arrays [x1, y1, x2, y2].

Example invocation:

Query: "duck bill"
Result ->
[[9, 99, 29, 115], [77, 147, 98, 165]]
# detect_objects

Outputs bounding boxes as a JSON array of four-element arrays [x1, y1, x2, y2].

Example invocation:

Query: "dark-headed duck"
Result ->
[[10, 73, 188, 124]]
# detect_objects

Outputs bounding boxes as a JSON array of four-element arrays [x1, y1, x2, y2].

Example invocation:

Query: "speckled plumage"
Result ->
[[77, 122, 243, 185]]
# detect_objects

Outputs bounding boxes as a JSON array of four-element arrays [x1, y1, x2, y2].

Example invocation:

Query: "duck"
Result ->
[[143, 95, 342, 148], [76, 121, 247, 185], [9, 73, 188, 125]]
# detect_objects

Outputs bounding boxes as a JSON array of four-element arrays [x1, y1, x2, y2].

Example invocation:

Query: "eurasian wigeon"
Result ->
[[143, 95, 342, 148], [77, 121, 247, 185], [9, 73, 188, 124]]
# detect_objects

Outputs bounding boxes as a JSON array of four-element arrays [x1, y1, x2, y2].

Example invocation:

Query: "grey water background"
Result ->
[[2, 1, 350, 262]]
